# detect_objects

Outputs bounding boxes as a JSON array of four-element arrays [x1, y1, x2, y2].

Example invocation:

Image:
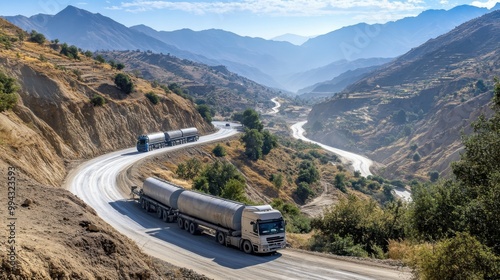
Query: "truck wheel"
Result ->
[[157, 209, 162, 219], [162, 210, 168, 222], [189, 223, 198, 235], [216, 232, 225, 245], [177, 218, 184, 229], [184, 220, 190, 231], [141, 200, 146, 210], [242, 240, 253, 254]]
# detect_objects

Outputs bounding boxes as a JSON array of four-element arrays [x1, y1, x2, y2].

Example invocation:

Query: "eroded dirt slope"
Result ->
[[0, 19, 212, 279]]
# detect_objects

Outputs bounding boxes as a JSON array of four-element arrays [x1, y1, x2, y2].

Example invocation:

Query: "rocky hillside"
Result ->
[[98, 50, 278, 117], [306, 10, 500, 180], [0, 18, 212, 278]]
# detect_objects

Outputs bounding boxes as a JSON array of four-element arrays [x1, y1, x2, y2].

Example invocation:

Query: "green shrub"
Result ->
[[90, 94, 105, 106], [60, 43, 79, 59], [145, 92, 160, 104], [413, 152, 421, 162], [409, 233, 500, 280], [0, 72, 19, 112], [29, 30, 45, 44], [295, 182, 313, 203], [114, 73, 134, 94], [212, 144, 226, 157], [197, 104, 212, 122]]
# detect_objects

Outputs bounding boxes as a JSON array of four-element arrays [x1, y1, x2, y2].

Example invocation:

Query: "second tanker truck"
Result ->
[[131, 177, 286, 254]]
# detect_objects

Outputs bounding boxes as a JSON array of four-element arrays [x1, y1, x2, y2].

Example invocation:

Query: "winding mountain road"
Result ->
[[291, 121, 373, 177], [65, 123, 410, 279]]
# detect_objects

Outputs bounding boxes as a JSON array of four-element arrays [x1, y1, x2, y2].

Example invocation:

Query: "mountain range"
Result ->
[[306, 10, 500, 180], [4, 4, 499, 93]]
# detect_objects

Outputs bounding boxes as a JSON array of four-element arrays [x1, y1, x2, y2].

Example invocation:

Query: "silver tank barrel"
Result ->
[[177, 191, 245, 231], [165, 130, 183, 141], [144, 132, 166, 144], [180, 127, 198, 137], [142, 177, 184, 209]]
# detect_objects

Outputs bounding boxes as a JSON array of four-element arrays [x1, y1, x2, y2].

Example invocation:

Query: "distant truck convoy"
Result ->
[[131, 177, 287, 254], [136, 127, 199, 152]]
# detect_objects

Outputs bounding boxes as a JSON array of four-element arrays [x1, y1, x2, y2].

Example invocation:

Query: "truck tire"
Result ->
[[162, 210, 168, 222], [177, 218, 184, 229], [189, 223, 198, 235], [184, 220, 190, 231], [141, 200, 146, 210], [216, 232, 225, 245], [242, 240, 253, 254], [157, 208, 162, 219]]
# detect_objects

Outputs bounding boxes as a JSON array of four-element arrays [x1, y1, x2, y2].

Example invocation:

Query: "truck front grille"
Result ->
[[266, 236, 285, 245]]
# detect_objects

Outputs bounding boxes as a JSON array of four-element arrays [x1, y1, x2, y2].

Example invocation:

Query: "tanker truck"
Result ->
[[131, 177, 286, 254], [136, 127, 199, 152]]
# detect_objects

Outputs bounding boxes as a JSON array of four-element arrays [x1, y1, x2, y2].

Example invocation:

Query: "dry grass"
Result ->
[[287, 232, 314, 250]]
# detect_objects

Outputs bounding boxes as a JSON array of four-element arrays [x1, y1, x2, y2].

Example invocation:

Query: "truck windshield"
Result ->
[[138, 139, 147, 145], [258, 220, 285, 235]]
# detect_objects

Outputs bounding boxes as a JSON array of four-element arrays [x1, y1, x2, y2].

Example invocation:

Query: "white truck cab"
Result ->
[[241, 205, 286, 253]]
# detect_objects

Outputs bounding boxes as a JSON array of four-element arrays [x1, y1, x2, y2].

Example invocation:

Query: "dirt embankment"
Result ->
[[0, 19, 213, 279]]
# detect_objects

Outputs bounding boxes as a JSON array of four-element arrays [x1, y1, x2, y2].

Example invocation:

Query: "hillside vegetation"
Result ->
[[0, 19, 212, 279], [98, 50, 278, 117]]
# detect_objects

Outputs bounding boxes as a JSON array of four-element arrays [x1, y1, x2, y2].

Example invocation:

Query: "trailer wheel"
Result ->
[[162, 210, 168, 222], [184, 220, 190, 231], [177, 218, 184, 229], [216, 232, 225, 245], [189, 223, 198, 235], [242, 240, 253, 254], [157, 209, 162, 219]]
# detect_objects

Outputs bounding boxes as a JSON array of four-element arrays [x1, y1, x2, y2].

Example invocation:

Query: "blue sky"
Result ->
[[2, 0, 498, 39]]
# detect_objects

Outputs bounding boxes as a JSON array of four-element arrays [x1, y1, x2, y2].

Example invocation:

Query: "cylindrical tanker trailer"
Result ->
[[131, 177, 286, 254], [180, 127, 199, 143], [136, 127, 199, 152]]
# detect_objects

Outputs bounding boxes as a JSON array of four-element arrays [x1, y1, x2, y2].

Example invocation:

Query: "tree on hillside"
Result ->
[[29, 30, 45, 44], [0, 71, 19, 112], [408, 79, 500, 278], [262, 130, 278, 155], [193, 160, 245, 198], [212, 144, 226, 157], [449, 78, 500, 253], [311, 195, 407, 257], [241, 129, 263, 160], [241, 108, 263, 131], [392, 109, 407, 124], [197, 104, 212, 122], [114, 73, 134, 94], [297, 160, 320, 184], [60, 43, 79, 59]]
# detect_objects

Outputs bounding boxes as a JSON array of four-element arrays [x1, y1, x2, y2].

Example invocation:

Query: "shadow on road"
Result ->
[[121, 151, 141, 156], [109, 199, 281, 269]]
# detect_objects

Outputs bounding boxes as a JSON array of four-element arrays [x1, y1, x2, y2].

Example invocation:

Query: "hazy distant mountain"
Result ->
[[130, 25, 301, 77], [300, 5, 497, 69], [284, 57, 392, 92], [297, 65, 385, 99], [270, 33, 311, 45], [3, 5, 204, 61], [4, 4, 498, 93]]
